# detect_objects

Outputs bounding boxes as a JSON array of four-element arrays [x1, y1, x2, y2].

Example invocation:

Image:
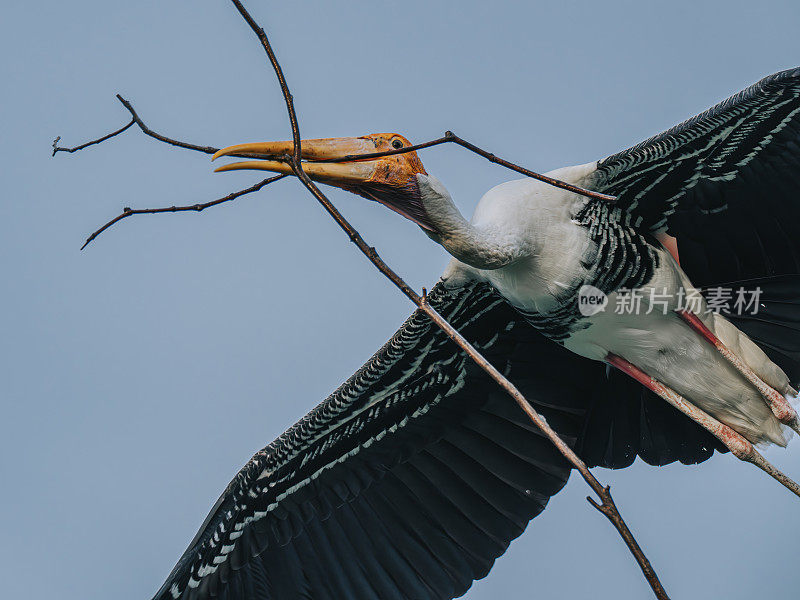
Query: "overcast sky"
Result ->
[[3, 1, 800, 599]]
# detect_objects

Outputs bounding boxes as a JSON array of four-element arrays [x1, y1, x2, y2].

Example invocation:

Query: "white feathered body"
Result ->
[[433, 166, 792, 446]]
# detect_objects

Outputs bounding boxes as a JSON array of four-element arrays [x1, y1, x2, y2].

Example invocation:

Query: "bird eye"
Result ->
[[391, 139, 404, 149]]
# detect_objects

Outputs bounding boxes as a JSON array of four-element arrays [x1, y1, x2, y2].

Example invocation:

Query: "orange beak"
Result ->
[[212, 134, 434, 230], [212, 137, 385, 185]]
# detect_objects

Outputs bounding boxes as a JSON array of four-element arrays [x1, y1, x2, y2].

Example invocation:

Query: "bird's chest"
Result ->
[[485, 219, 591, 315], [487, 204, 662, 341]]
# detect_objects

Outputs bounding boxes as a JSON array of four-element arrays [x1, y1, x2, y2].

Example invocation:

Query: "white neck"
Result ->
[[417, 174, 529, 270]]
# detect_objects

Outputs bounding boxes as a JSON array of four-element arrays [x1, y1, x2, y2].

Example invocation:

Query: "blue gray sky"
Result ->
[[3, 1, 800, 598]]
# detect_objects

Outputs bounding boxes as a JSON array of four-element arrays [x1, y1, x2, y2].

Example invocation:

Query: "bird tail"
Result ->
[[714, 274, 800, 388]]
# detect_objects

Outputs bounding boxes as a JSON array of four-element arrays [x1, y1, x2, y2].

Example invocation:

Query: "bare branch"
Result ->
[[53, 95, 293, 248], [229, 1, 301, 165], [421, 296, 668, 599], [228, 1, 668, 597], [448, 132, 616, 202], [114, 94, 221, 155], [57, 2, 668, 596], [226, 4, 613, 205], [316, 131, 617, 203], [52, 119, 135, 156], [52, 96, 220, 158], [80, 174, 287, 250], [229, 0, 422, 304], [53, 95, 280, 160]]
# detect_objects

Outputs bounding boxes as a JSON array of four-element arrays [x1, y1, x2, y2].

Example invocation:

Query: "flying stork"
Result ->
[[152, 68, 800, 600]]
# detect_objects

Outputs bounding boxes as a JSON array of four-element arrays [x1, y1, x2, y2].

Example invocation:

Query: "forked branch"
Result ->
[[55, 94, 611, 249], [227, 0, 666, 597], [54, 95, 290, 248], [79, 174, 287, 249]]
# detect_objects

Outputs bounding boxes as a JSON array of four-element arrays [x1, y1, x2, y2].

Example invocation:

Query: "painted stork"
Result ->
[[152, 68, 800, 600]]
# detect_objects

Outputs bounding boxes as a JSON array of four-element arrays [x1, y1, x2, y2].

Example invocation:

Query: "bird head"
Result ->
[[212, 133, 436, 232]]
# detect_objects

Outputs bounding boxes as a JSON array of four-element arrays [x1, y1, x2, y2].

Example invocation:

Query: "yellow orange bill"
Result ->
[[211, 137, 376, 162], [214, 158, 377, 184]]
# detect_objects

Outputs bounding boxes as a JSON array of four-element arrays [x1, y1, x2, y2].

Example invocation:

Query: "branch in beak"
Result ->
[[212, 138, 380, 185], [212, 135, 436, 232]]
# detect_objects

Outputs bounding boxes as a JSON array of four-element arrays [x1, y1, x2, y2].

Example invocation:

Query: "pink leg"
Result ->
[[606, 353, 800, 499], [676, 309, 800, 435]]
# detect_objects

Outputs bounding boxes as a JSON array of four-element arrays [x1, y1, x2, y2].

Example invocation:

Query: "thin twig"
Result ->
[[115, 94, 220, 155], [80, 174, 286, 250], [316, 131, 617, 203], [52, 119, 135, 156], [54, 95, 277, 159], [419, 296, 667, 597], [228, 1, 667, 598], [228, 2, 301, 165], [52, 97, 292, 248]]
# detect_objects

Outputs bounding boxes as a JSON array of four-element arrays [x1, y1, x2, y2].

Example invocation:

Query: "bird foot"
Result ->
[[606, 353, 800, 499], [675, 309, 800, 436]]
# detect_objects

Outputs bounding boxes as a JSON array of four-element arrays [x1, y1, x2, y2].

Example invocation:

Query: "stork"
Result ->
[[152, 68, 800, 600]]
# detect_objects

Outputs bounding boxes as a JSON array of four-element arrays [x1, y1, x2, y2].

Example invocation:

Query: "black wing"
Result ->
[[153, 280, 722, 600], [590, 67, 800, 287]]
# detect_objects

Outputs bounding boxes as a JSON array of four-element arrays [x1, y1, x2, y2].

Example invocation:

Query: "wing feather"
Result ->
[[153, 280, 724, 600], [590, 67, 800, 285]]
